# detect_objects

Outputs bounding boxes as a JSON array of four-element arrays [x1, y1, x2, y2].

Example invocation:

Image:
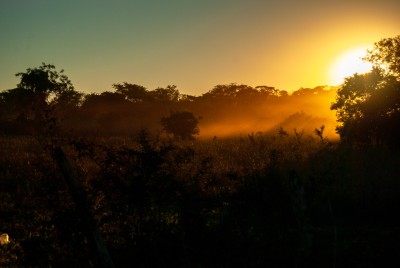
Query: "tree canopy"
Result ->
[[365, 36, 400, 79], [331, 35, 400, 146], [161, 111, 200, 140], [16, 63, 74, 96], [113, 82, 151, 102]]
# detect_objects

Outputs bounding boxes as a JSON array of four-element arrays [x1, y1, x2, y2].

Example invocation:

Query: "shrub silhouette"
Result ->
[[161, 111, 200, 140]]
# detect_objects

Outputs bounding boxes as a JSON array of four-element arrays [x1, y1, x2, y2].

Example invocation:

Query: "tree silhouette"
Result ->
[[52, 89, 83, 111], [255, 85, 281, 97], [0, 63, 78, 134], [331, 35, 400, 145], [150, 85, 180, 102], [202, 83, 256, 100], [16, 63, 74, 99], [292, 86, 329, 96], [113, 82, 152, 102], [0, 88, 36, 121], [161, 111, 200, 140], [15, 63, 75, 121], [365, 35, 400, 79]]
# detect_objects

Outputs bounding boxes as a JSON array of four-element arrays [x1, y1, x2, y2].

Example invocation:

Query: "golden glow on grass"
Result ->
[[329, 47, 373, 85]]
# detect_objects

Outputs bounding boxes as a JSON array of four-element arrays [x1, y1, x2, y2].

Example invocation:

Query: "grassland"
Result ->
[[1, 132, 400, 267]]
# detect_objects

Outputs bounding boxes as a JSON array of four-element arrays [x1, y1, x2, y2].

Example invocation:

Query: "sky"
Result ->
[[0, 0, 399, 96]]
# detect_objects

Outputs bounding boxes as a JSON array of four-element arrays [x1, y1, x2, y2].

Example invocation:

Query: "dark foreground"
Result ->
[[1, 134, 400, 267]]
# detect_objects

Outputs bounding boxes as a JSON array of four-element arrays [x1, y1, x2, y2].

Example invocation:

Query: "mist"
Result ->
[[194, 86, 338, 139]]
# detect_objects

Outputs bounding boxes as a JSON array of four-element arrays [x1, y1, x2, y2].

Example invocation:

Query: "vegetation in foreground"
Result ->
[[1, 132, 400, 267]]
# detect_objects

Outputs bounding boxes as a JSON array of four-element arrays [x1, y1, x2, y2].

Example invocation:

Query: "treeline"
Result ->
[[0, 67, 337, 138], [2, 35, 400, 145]]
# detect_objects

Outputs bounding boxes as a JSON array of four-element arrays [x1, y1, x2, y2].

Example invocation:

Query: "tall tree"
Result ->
[[15, 63, 75, 120], [365, 35, 400, 79], [16, 62, 74, 100], [0, 63, 79, 134], [331, 36, 400, 145]]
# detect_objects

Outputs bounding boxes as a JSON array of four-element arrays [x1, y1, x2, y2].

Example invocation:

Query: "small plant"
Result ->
[[278, 127, 289, 137], [314, 125, 325, 141], [294, 128, 304, 144]]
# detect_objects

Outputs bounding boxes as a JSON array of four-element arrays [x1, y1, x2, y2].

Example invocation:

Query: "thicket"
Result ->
[[1, 131, 400, 267]]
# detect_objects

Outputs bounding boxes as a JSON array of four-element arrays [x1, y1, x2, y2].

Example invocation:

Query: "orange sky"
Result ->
[[0, 0, 399, 95]]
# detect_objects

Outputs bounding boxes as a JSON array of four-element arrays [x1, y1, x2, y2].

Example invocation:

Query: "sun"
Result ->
[[330, 47, 373, 86]]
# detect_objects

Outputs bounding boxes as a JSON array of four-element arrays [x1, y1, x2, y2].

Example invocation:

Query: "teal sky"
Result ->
[[1, 0, 399, 95]]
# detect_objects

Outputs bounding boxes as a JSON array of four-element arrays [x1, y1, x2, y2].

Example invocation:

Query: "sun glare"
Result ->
[[330, 47, 373, 86]]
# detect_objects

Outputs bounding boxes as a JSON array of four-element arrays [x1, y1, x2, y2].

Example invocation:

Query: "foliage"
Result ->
[[331, 35, 400, 145], [292, 86, 333, 96], [161, 111, 200, 140], [151, 85, 180, 102], [1, 132, 400, 266], [331, 69, 383, 142], [1, 64, 337, 137], [0, 63, 81, 135], [365, 35, 400, 79], [15, 62, 74, 98], [113, 82, 152, 102], [0, 88, 37, 121], [201, 83, 285, 101]]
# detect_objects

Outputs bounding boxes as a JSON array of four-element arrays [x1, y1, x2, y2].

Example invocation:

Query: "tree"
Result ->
[[0, 63, 79, 134], [80, 91, 131, 118], [202, 83, 255, 100], [201, 83, 286, 103], [365, 35, 400, 79], [331, 36, 400, 145], [0, 87, 36, 121], [255, 85, 280, 97], [14, 63, 76, 121], [150, 85, 180, 102], [113, 82, 152, 102], [52, 88, 84, 125], [292, 86, 331, 96], [161, 111, 200, 140], [52, 89, 84, 111], [16, 62, 74, 99]]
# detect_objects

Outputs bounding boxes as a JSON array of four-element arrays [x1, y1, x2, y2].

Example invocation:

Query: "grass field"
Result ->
[[1, 132, 400, 267]]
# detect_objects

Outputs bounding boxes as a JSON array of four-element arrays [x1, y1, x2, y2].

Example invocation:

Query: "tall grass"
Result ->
[[1, 132, 400, 266]]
